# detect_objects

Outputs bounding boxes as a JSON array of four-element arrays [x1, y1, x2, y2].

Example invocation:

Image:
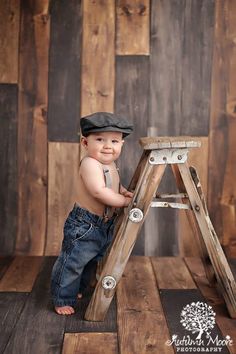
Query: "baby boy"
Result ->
[[51, 112, 133, 315]]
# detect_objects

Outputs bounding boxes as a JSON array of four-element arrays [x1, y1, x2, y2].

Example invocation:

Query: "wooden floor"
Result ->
[[0, 256, 236, 354]]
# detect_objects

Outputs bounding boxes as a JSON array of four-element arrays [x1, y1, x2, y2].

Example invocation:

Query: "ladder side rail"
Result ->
[[177, 163, 236, 318], [85, 158, 166, 321]]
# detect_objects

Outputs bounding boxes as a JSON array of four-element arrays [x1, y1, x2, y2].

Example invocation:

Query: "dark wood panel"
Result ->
[[185, 257, 236, 354], [0, 0, 20, 83], [208, 0, 236, 257], [16, 1, 49, 255], [48, 0, 82, 142], [148, 0, 215, 257], [150, 0, 215, 135], [0, 292, 28, 353], [160, 289, 230, 354], [0, 84, 18, 255], [65, 290, 117, 333], [115, 55, 149, 255], [4, 257, 66, 354]]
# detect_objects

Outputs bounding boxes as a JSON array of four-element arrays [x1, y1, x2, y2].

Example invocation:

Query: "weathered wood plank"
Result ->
[[81, 0, 115, 116], [45, 142, 80, 255], [116, 0, 150, 55], [208, 0, 227, 248], [0, 0, 20, 83], [0, 256, 43, 291], [178, 137, 208, 256], [62, 333, 118, 354], [151, 257, 196, 289], [221, 1, 236, 257], [0, 84, 18, 255], [208, 0, 236, 257], [140, 136, 201, 150], [16, 0, 49, 255], [0, 293, 28, 353], [0, 257, 14, 280], [4, 257, 66, 354], [115, 56, 149, 254], [48, 0, 82, 142], [185, 257, 236, 354], [160, 289, 231, 354], [117, 256, 174, 354], [150, 0, 215, 135]]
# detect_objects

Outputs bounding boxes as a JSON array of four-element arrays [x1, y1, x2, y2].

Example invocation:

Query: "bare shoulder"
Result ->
[[80, 157, 102, 174]]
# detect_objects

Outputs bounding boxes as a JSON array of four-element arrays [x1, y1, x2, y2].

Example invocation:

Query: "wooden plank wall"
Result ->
[[0, 0, 236, 257]]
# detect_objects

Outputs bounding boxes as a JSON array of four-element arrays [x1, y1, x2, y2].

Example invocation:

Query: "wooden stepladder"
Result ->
[[85, 137, 236, 321]]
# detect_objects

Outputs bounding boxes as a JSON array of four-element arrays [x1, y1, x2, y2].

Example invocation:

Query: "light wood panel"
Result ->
[[16, 0, 49, 255], [151, 257, 196, 289], [62, 333, 118, 354], [0, 0, 20, 83], [45, 143, 80, 255], [116, 0, 150, 55], [208, 0, 236, 257], [81, 0, 115, 116], [0, 256, 42, 292], [116, 256, 174, 354]]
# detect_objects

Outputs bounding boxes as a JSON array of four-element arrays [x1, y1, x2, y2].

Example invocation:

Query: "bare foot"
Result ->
[[55, 306, 75, 315], [77, 293, 83, 299]]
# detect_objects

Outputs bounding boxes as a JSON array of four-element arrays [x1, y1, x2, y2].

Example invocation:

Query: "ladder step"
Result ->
[[151, 201, 191, 210], [156, 193, 189, 199]]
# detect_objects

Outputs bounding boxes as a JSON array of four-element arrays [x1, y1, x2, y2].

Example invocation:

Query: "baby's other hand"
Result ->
[[121, 190, 134, 198], [123, 195, 133, 207]]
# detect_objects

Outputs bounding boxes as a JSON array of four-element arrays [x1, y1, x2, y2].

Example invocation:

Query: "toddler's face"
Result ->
[[82, 131, 124, 164]]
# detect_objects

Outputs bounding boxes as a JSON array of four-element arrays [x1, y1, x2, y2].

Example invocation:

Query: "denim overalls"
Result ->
[[51, 165, 117, 307]]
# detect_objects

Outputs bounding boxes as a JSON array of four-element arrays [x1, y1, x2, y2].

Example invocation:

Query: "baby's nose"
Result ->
[[104, 141, 112, 148]]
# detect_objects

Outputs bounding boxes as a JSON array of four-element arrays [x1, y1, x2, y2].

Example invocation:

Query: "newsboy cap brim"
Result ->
[[80, 112, 133, 138]]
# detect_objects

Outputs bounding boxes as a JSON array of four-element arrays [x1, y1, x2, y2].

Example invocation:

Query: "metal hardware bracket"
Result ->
[[151, 201, 191, 210], [149, 148, 189, 165]]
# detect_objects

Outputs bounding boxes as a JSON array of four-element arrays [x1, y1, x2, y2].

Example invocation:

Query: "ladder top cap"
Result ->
[[140, 136, 201, 150]]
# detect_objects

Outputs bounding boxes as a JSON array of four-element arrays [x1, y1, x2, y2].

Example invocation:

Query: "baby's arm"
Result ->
[[80, 158, 132, 207]]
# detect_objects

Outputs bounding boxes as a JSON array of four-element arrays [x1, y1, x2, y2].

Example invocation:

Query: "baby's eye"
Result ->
[[112, 140, 119, 143], [96, 138, 103, 142]]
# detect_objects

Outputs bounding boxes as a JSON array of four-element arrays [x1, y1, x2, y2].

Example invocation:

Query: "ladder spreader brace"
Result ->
[[85, 137, 236, 321]]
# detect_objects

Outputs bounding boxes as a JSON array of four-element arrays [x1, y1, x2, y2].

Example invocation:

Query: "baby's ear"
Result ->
[[81, 137, 88, 148]]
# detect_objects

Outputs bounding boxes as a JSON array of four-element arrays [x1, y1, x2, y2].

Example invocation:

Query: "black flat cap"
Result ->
[[80, 112, 133, 137]]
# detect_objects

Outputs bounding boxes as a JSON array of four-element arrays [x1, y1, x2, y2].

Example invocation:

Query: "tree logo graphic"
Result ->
[[180, 302, 216, 340]]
